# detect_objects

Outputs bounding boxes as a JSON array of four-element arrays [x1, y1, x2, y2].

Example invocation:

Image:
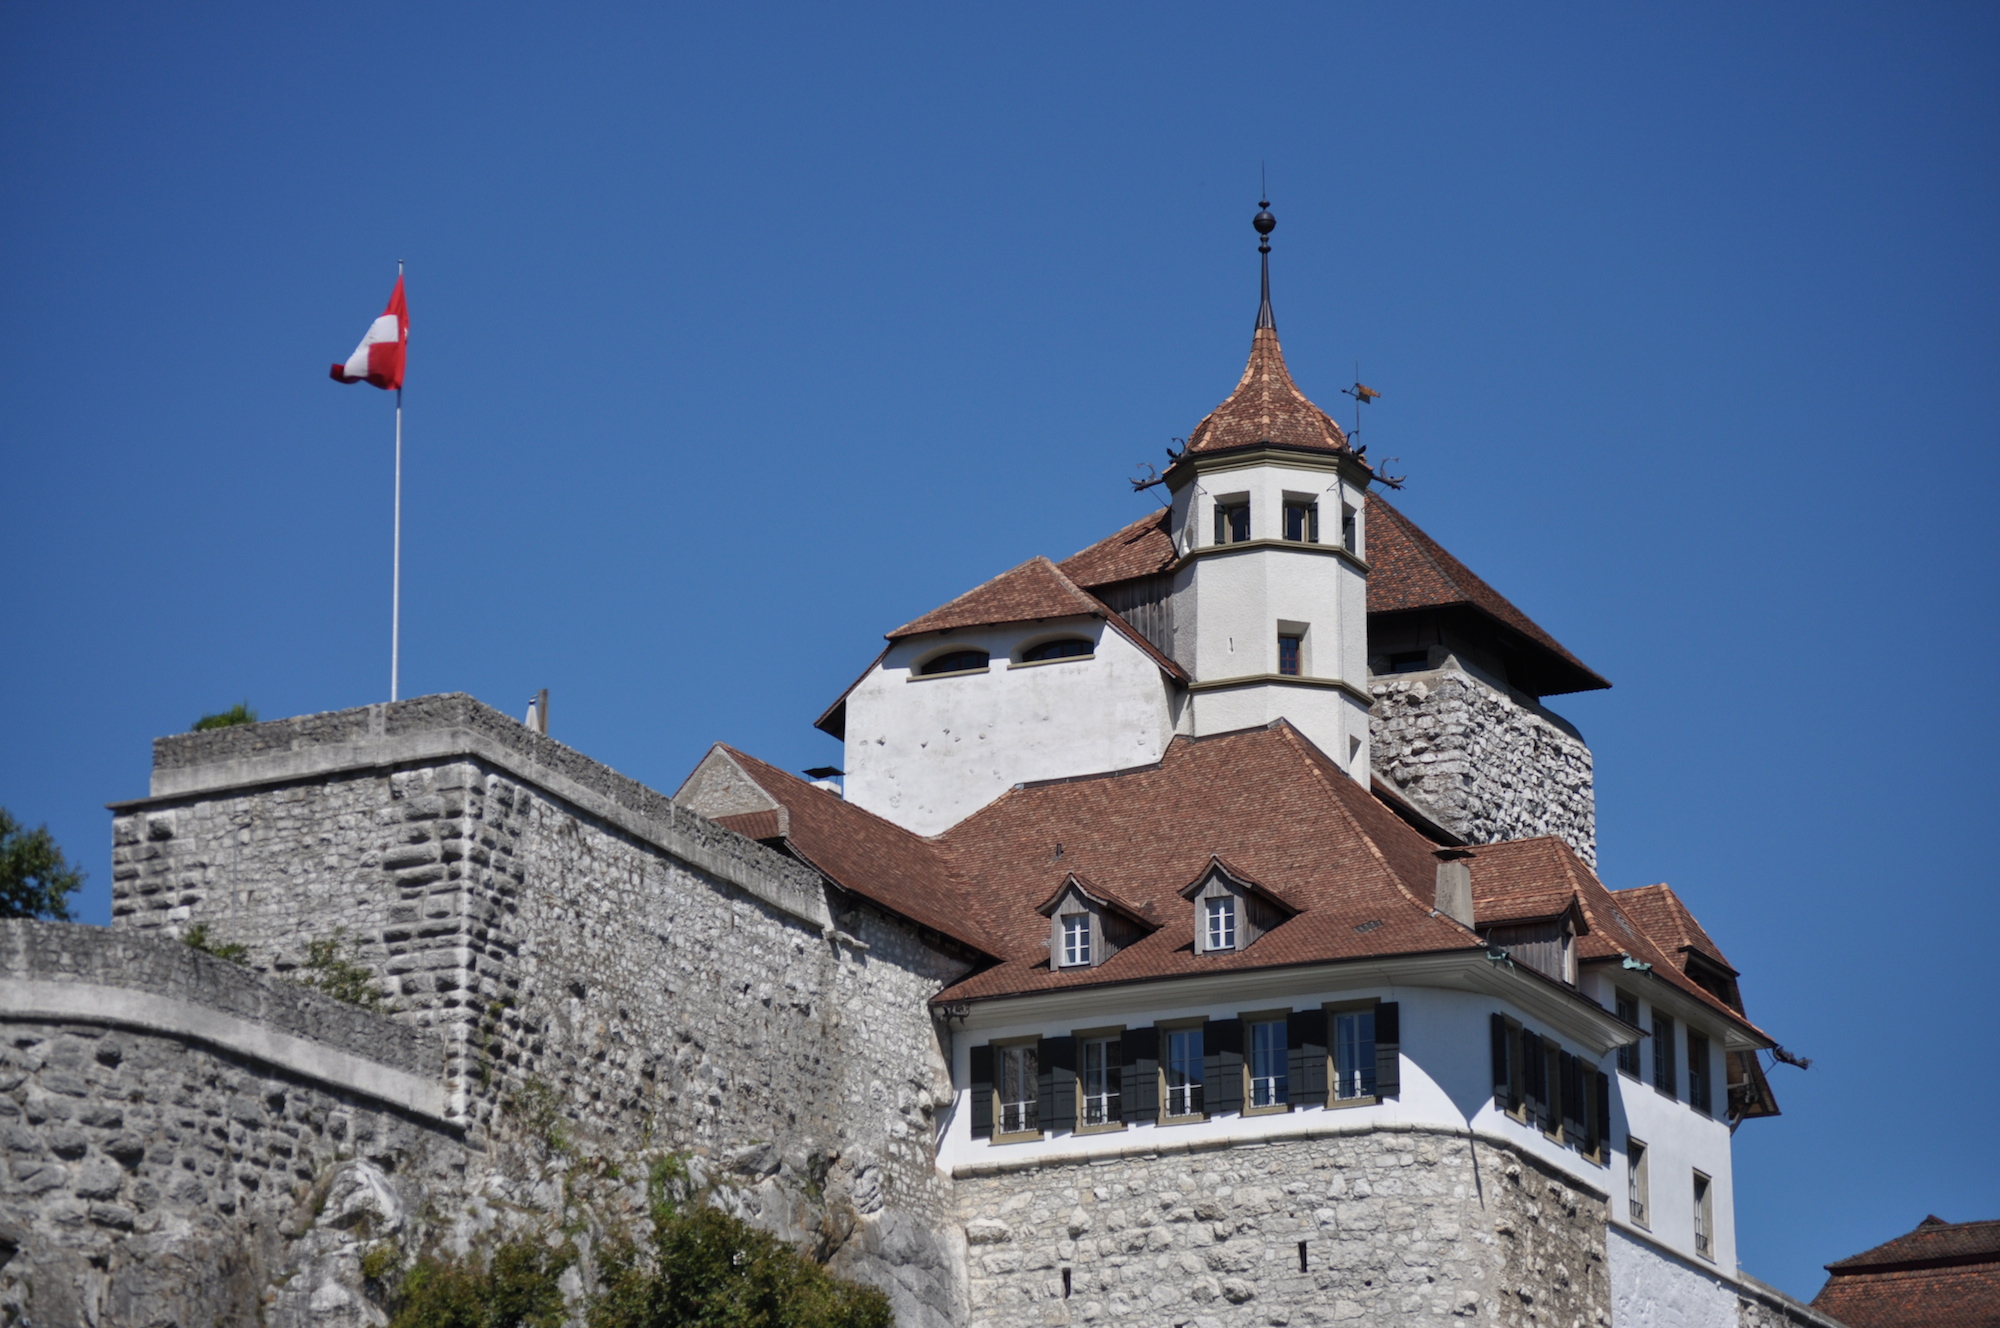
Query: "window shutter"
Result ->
[[1041, 1036, 1077, 1134], [1521, 1030, 1544, 1124], [1288, 1009, 1328, 1107], [1372, 1002, 1401, 1099], [1490, 1013, 1510, 1106], [1561, 1053, 1584, 1143], [1204, 1019, 1244, 1116], [1121, 1026, 1159, 1125], [1594, 1071, 1611, 1160], [969, 1044, 994, 1139]]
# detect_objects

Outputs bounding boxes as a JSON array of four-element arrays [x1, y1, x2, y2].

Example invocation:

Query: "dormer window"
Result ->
[[1180, 856, 1295, 956], [1214, 499, 1251, 545], [1023, 638, 1092, 663], [918, 649, 989, 677], [1204, 896, 1237, 951], [1283, 500, 1318, 543], [1061, 913, 1092, 966]]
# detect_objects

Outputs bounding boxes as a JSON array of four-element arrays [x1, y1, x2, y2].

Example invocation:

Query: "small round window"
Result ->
[[1022, 638, 1093, 663], [918, 649, 990, 676]]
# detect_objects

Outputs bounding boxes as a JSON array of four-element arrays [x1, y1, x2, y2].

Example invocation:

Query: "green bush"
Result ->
[[389, 1236, 571, 1328], [192, 702, 257, 731], [297, 930, 385, 1010], [183, 922, 250, 964], [0, 809, 84, 921]]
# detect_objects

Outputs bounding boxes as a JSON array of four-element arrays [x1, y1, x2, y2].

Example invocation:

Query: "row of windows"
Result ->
[[1050, 866, 1286, 970], [1490, 1013, 1612, 1163], [1210, 498, 1359, 552], [1613, 989, 1715, 1116], [969, 1003, 1397, 1142], [1624, 1139, 1716, 1261], [916, 638, 1093, 677]]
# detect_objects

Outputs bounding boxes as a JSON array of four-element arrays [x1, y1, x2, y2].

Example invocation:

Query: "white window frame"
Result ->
[[1627, 1137, 1649, 1229], [996, 1043, 1039, 1138], [1248, 1017, 1288, 1109], [1693, 1170, 1714, 1260], [1332, 1008, 1377, 1101], [1061, 913, 1092, 967], [1205, 895, 1237, 952], [1163, 1026, 1205, 1119], [1080, 1035, 1122, 1127]]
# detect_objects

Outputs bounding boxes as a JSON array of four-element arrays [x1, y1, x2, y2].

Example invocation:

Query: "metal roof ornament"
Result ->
[[1254, 198, 1277, 331]]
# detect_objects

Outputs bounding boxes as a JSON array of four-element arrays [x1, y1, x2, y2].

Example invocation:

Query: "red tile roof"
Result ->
[[1613, 882, 1737, 975], [1815, 1216, 2000, 1328], [1183, 326, 1352, 459], [1058, 509, 1178, 589], [1366, 494, 1610, 695]]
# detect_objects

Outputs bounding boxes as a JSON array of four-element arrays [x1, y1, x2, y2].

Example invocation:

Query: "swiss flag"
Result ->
[[330, 275, 408, 390]]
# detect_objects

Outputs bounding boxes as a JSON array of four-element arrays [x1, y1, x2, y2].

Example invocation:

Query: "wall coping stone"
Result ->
[[0, 921, 451, 1123], [114, 692, 832, 933]]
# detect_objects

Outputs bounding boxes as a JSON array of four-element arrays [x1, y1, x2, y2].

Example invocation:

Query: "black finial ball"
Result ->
[[1253, 204, 1276, 236]]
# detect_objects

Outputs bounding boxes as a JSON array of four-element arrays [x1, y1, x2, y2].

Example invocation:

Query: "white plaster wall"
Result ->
[[939, 978, 1617, 1198], [1588, 971, 1741, 1272], [843, 616, 1179, 835], [1608, 1224, 1741, 1328]]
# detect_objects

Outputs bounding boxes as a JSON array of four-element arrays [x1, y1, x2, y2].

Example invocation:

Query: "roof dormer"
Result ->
[[1036, 873, 1153, 970], [1177, 856, 1298, 956]]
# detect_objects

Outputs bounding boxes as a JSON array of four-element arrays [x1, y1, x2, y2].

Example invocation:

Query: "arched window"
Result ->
[[917, 649, 989, 676], [1022, 638, 1092, 663]]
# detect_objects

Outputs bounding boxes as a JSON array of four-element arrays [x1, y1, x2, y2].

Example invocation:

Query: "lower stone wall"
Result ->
[[952, 1127, 1609, 1327], [1372, 668, 1597, 866]]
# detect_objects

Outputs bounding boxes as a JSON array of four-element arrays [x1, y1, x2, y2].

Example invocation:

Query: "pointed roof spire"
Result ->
[[1179, 198, 1351, 461]]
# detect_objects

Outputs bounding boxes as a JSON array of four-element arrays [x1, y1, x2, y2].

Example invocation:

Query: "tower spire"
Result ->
[[1254, 197, 1276, 331]]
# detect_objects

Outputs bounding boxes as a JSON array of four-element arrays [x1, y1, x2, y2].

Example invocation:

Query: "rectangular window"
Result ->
[[1081, 1036, 1122, 1126], [997, 1044, 1039, 1136], [1061, 914, 1091, 967], [1693, 1171, 1714, 1259], [1688, 1031, 1712, 1115], [1627, 1139, 1649, 1229], [1341, 502, 1358, 553], [1164, 1027, 1205, 1118], [1248, 1019, 1289, 1108], [1205, 895, 1237, 952], [1214, 501, 1251, 545], [1615, 992, 1641, 1077], [1652, 1013, 1677, 1097], [1277, 634, 1303, 676], [1283, 501, 1318, 543], [1333, 1009, 1377, 1101]]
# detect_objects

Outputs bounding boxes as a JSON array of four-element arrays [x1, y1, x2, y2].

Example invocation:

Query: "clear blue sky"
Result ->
[[3, 2, 1994, 1302]]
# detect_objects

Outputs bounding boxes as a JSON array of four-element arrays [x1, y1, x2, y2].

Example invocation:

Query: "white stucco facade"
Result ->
[[842, 615, 1183, 835]]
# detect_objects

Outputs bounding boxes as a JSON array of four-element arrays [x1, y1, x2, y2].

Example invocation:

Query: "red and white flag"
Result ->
[[329, 275, 408, 390]]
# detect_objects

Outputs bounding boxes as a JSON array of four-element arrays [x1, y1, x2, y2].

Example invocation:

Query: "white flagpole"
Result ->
[[390, 258, 404, 703]]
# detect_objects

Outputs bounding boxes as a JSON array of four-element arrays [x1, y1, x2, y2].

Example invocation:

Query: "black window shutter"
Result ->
[[1594, 1070, 1611, 1159], [969, 1044, 994, 1139], [1288, 1009, 1328, 1107], [1490, 1013, 1510, 1107], [1561, 1053, 1584, 1143], [1522, 1031, 1544, 1123], [1041, 1036, 1077, 1134], [1121, 1026, 1159, 1125], [1204, 1019, 1244, 1116], [1373, 1001, 1401, 1099]]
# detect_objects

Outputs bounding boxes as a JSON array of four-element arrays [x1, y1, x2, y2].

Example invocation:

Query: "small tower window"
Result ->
[[1341, 502, 1359, 553], [1023, 638, 1092, 663], [1283, 501, 1318, 543], [918, 649, 989, 676], [1214, 501, 1251, 545], [1205, 895, 1237, 951], [1061, 913, 1092, 967], [1278, 634, 1303, 677]]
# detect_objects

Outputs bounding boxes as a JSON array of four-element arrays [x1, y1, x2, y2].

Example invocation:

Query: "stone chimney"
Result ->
[[1433, 848, 1475, 929]]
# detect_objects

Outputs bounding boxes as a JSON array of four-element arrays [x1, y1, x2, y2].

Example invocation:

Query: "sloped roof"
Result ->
[[1058, 509, 1178, 588], [715, 746, 994, 955], [1815, 1216, 2000, 1328], [889, 556, 1111, 639], [1367, 494, 1610, 695], [1613, 882, 1737, 975], [1183, 324, 1352, 459]]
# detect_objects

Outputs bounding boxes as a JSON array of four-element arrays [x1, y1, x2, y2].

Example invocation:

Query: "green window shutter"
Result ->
[[1373, 1001, 1401, 1099], [969, 1044, 994, 1139], [1121, 1027, 1159, 1125], [1041, 1036, 1077, 1134], [1288, 1009, 1328, 1107], [1203, 1019, 1244, 1116]]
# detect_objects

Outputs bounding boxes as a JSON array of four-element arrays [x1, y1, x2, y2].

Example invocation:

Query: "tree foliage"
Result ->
[[388, 1235, 572, 1328], [192, 702, 257, 731], [0, 809, 84, 921]]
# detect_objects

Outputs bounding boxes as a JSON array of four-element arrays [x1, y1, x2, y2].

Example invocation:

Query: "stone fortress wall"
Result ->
[[1371, 665, 1598, 867], [26, 694, 974, 1327]]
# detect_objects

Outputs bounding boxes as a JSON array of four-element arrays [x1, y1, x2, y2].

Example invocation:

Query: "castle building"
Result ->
[[0, 205, 1834, 1328]]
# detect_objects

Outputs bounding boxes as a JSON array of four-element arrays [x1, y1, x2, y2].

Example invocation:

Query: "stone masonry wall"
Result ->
[[953, 1126, 1609, 1328], [1372, 668, 1597, 866], [102, 696, 974, 1326]]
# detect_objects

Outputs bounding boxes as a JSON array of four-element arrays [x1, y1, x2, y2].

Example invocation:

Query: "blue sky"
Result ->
[[3, 2, 1994, 1301]]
